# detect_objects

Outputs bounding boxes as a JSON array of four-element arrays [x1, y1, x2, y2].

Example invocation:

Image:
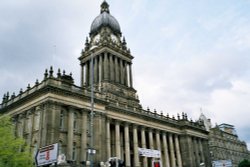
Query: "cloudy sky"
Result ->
[[1, 0, 250, 149]]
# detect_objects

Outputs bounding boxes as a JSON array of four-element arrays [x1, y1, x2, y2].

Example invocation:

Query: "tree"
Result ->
[[0, 115, 33, 167], [239, 159, 250, 167]]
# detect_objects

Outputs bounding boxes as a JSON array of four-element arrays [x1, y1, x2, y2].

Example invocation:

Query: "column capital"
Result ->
[[132, 123, 138, 128], [115, 119, 121, 125], [124, 121, 131, 127]]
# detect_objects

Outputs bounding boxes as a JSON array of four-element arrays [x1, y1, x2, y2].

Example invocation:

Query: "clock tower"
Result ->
[[79, 1, 141, 108]]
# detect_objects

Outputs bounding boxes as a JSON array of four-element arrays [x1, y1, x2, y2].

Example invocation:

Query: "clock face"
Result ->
[[111, 34, 118, 43], [93, 34, 100, 43]]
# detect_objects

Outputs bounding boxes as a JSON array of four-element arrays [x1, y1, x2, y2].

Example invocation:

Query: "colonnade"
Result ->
[[106, 119, 183, 167], [81, 52, 133, 88], [13, 105, 207, 166]]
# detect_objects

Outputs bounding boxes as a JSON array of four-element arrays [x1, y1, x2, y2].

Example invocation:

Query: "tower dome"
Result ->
[[90, 1, 121, 35]]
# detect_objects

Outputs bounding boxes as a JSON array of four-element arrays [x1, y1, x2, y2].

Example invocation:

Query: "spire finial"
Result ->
[[101, 0, 110, 13]]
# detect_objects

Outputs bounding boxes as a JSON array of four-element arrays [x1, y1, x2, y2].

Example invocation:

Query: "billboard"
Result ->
[[35, 143, 58, 166], [138, 148, 161, 158], [212, 160, 232, 167]]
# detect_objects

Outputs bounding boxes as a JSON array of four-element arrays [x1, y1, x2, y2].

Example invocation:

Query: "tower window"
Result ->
[[60, 110, 65, 129], [73, 112, 78, 131], [72, 142, 77, 160]]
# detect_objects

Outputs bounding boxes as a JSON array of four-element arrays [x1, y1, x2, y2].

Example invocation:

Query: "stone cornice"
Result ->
[[106, 104, 207, 134], [0, 78, 108, 113]]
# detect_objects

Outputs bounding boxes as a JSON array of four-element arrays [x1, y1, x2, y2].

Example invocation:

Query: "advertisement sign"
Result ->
[[138, 148, 161, 158], [35, 143, 58, 166], [212, 160, 232, 167]]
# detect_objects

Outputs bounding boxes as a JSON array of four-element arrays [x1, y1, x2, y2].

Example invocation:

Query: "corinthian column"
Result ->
[[124, 123, 131, 167], [80, 111, 88, 162], [106, 118, 111, 159], [99, 55, 103, 83], [124, 62, 128, 86], [149, 129, 154, 149], [162, 133, 170, 167], [175, 134, 182, 167], [129, 63, 133, 88], [104, 52, 108, 80], [115, 57, 119, 83], [169, 133, 176, 167], [199, 139, 205, 164], [141, 127, 148, 167], [120, 59, 124, 84], [67, 108, 74, 160], [94, 56, 98, 83], [115, 121, 121, 159], [86, 62, 90, 86], [133, 125, 139, 167]]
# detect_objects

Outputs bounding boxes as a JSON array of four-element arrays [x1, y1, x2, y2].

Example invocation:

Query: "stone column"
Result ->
[[156, 130, 161, 151], [17, 114, 24, 138], [133, 125, 139, 167], [104, 52, 108, 80], [124, 123, 131, 167], [81, 63, 84, 86], [124, 62, 128, 86], [120, 59, 124, 84], [149, 128, 154, 167], [149, 129, 154, 149], [115, 121, 121, 159], [35, 106, 42, 148], [94, 56, 98, 84], [141, 127, 148, 167], [110, 54, 114, 82], [99, 55, 103, 83], [115, 57, 119, 83], [175, 134, 182, 167], [169, 133, 176, 167], [81, 111, 88, 162], [67, 108, 74, 160], [162, 133, 170, 167], [194, 138, 200, 166], [202, 139, 211, 167], [129, 63, 133, 88], [86, 61, 90, 86], [26, 110, 33, 146], [198, 139, 205, 164], [40, 105, 47, 147], [106, 118, 111, 159]]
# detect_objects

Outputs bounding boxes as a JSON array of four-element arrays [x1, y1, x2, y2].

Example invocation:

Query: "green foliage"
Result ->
[[239, 159, 250, 167], [0, 115, 33, 167]]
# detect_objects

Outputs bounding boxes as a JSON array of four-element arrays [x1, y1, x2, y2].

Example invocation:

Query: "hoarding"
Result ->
[[35, 143, 58, 166], [212, 160, 232, 167], [138, 148, 161, 158]]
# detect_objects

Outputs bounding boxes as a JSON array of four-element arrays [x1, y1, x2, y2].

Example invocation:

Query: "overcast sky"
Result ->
[[1, 0, 250, 149]]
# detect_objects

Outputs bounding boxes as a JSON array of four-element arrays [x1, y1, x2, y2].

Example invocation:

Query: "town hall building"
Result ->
[[0, 1, 211, 167]]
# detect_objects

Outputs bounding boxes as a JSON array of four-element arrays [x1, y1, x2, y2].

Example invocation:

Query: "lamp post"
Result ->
[[89, 45, 97, 167]]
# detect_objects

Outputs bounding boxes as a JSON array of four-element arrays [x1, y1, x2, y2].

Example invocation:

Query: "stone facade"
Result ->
[[209, 124, 249, 167], [0, 1, 212, 167], [200, 114, 250, 166]]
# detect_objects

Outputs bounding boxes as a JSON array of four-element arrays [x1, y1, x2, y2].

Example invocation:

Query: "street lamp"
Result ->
[[89, 45, 97, 167]]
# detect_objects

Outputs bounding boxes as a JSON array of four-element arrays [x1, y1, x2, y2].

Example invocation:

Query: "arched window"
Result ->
[[58, 141, 63, 155], [33, 141, 38, 157], [34, 111, 40, 130], [25, 111, 32, 133], [73, 112, 78, 131], [60, 110, 65, 129], [72, 142, 77, 160]]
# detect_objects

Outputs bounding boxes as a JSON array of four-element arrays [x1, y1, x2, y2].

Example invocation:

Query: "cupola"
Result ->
[[90, 0, 121, 36]]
